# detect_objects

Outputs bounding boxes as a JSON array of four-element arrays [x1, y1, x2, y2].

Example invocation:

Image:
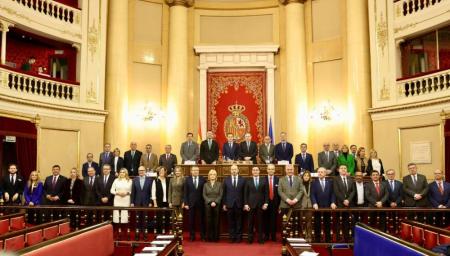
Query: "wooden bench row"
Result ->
[[400, 220, 450, 250]]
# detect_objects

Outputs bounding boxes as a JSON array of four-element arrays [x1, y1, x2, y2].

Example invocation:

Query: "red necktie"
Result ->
[[439, 182, 444, 195], [375, 182, 380, 195], [269, 176, 274, 200]]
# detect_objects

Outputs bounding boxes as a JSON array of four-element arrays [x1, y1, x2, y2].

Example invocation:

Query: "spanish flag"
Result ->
[[197, 118, 202, 144]]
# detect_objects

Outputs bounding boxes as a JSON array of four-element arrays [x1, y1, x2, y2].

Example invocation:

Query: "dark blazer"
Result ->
[[428, 181, 450, 208], [131, 176, 152, 206], [154, 178, 170, 207], [82, 161, 100, 177], [367, 159, 385, 176], [83, 176, 99, 205], [310, 178, 335, 208], [239, 141, 258, 163], [124, 150, 143, 176], [295, 153, 315, 172], [222, 142, 240, 161], [244, 177, 268, 208], [43, 175, 67, 204], [364, 181, 389, 207], [62, 178, 83, 205], [109, 156, 124, 175], [274, 142, 294, 163], [159, 153, 177, 175], [402, 174, 429, 207], [317, 151, 337, 173], [385, 179, 403, 206], [203, 181, 223, 205], [333, 176, 355, 207], [200, 139, 219, 164], [96, 174, 115, 205], [184, 175, 206, 207], [2, 174, 24, 203], [99, 151, 113, 168], [24, 182, 43, 205], [266, 175, 280, 206], [222, 175, 246, 208]]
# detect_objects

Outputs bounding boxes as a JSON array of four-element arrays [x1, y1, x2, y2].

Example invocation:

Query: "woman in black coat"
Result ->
[[62, 168, 84, 226]]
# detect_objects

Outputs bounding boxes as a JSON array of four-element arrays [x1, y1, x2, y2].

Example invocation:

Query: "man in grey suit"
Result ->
[[278, 165, 304, 215], [403, 163, 429, 207], [365, 170, 388, 231], [180, 132, 199, 164], [259, 136, 275, 164], [318, 143, 337, 175]]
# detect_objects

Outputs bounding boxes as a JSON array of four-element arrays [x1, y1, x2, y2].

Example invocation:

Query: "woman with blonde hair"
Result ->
[[62, 168, 83, 205], [337, 144, 356, 176], [168, 166, 185, 216], [24, 171, 43, 223], [203, 169, 223, 242], [110, 168, 132, 226], [355, 147, 369, 175], [367, 149, 385, 178]]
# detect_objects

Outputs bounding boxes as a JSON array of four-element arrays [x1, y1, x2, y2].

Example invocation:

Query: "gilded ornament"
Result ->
[[165, 0, 194, 7], [88, 20, 99, 61], [376, 13, 388, 56], [86, 82, 97, 103]]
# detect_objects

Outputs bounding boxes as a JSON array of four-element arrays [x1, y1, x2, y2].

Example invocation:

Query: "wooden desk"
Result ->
[[285, 241, 316, 256], [177, 164, 297, 178]]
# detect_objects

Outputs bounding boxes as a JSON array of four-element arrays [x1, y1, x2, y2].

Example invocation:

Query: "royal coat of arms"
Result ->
[[224, 103, 250, 141]]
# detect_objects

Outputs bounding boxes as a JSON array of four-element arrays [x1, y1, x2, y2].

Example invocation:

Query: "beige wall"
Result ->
[[372, 112, 443, 181]]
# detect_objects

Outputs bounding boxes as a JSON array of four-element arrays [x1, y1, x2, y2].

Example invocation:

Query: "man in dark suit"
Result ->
[[159, 145, 177, 175], [365, 170, 389, 231], [428, 169, 450, 208], [264, 164, 279, 242], [259, 136, 275, 164], [295, 143, 315, 173], [317, 143, 337, 175], [403, 163, 429, 208], [82, 153, 100, 177], [110, 148, 124, 176], [2, 164, 24, 204], [350, 144, 358, 159], [183, 166, 206, 241], [333, 165, 355, 241], [223, 165, 246, 243], [200, 131, 219, 164], [43, 165, 67, 205], [274, 132, 293, 163], [239, 133, 257, 164], [96, 164, 115, 206], [124, 142, 143, 176], [99, 143, 112, 168], [311, 167, 336, 242], [222, 133, 240, 161], [385, 169, 403, 208], [244, 166, 268, 244], [83, 167, 99, 225], [131, 166, 153, 239]]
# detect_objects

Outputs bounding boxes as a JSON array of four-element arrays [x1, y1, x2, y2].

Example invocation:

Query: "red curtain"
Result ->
[[15, 137, 37, 180], [207, 71, 267, 149]]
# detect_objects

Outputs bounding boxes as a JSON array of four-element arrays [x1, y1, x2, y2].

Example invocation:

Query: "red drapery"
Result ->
[[207, 71, 267, 150]]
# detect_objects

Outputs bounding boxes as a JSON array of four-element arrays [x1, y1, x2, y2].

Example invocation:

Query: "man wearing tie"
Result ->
[[239, 133, 257, 164], [180, 132, 199, 163], [131, 166, 153, 239], [99, 143, 112, 168], [402, 163, 429, 208], [140, 144, 158, 172], [124, 142, 143, 176], [318, 143, 337, 175], [159, 145, 178, 175], [278, 165, 304, 215], [264, 164, 280, 242], [295, 143, 315, 173], [311, 167, 336, 242], [83, 167, 98, 224], [43, 165, 67, 205], [222, 133, 240, 161], [385, 169, 403, 208], [333, 165, 355, 241], [96, 164, 115, 206], [2, 164, 24, 204], [350, 144, 358, 159], [428, 169, 450, 225], [259, 136, 275, 164], [274, 132, 293, 163], [223, 165, 246, 243], [332, 143, 340, 158], [183, 166, 206, 241], [244, 167, 268, 244], [365, 170, 388, 231], [200, 131, 219, 164], [82, 153, 100, 177]]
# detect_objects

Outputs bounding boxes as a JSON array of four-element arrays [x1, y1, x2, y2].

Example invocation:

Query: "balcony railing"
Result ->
[[397, 69, 450, 102], [0, 65, 80, 105], [11, 0, 80, 25], [395, 0, 444, 18]]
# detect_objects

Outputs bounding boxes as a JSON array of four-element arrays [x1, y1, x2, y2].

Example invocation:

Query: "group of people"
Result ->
[[0, 131, 449, 244]]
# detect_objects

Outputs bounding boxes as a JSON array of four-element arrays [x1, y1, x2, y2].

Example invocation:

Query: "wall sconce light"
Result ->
[[142, 103, 165, 122], [310, 101, 341, 121]]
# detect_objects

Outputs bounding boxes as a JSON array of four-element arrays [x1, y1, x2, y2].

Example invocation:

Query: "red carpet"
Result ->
[[183, 239, 281, 256]]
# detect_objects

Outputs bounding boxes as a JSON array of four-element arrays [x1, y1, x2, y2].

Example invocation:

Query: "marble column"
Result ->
[[165, 0, 193, 154], [346, 0, 373, 148], [0, 20, 13, 65], [280, 0, 308, 148], [104, 0, 129, 149]]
